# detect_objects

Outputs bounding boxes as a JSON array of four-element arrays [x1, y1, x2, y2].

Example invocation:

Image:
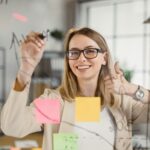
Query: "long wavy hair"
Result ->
[[58, 27, 118, 106]]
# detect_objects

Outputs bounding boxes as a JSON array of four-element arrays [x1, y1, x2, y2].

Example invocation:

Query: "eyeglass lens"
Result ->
[[67, 48, 101, 60]]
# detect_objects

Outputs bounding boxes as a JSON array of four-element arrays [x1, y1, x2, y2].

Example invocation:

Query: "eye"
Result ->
[[85, 48, 97, 54], [67, 50, 80, 59], [69, 51, 79, 56]]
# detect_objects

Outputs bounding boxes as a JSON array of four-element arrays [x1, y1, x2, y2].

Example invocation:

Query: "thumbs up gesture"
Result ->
[[104, 62, 129, 95]]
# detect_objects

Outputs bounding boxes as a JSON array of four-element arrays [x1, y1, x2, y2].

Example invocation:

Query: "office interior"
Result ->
[[0, 0, 150, 149]]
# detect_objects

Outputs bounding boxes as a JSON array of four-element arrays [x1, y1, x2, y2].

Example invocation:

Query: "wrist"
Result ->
[[124, 82, 138, 96], [17, 69, 32, 85], [14, 71, 31, 91], [20, 64, 34, 75]]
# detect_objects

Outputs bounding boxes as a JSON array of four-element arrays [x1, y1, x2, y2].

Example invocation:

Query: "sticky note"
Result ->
[[75, 97, 100, 122], [32, 148, 42, 150], [34, 98, 60, 124], [53, 133, 78, 150]]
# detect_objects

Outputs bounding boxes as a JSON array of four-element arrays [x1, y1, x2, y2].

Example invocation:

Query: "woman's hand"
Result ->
[[14, 32, 46, 91], [20, 32, 45, 74], [104, 62, 129, 95]]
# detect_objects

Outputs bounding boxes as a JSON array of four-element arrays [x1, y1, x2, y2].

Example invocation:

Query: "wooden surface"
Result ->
[[0, 132, 43, 147]]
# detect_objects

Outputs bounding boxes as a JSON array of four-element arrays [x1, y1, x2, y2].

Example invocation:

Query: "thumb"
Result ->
[[114, 61, 123, 75]]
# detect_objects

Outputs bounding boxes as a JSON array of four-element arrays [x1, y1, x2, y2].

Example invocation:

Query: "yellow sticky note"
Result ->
[[32, 148, 42, 150], [75, 97, 101, 122]]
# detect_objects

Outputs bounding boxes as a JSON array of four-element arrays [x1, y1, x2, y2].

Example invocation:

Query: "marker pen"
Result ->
[[38, 33, 46, 40]]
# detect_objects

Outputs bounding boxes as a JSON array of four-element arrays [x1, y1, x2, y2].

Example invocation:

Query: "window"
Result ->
[[78, 0, 150, 88]]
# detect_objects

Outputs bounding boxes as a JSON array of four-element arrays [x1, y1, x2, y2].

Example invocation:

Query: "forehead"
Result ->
[[69, 34, 99, 49]]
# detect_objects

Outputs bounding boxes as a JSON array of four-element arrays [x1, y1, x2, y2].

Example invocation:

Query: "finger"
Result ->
[[104, 80, 113, 86], [21, 40, 41, 52], [114, 61, 123, 75], [104, 74, 116, 80], [104, 75, 117, 83], [108, 56, 117, 79], [26, 32, 45, 46], [26, 36, 43, 49], [104, 75, 111, 81]]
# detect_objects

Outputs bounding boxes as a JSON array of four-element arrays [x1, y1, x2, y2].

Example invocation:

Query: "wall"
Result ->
[[0, 0, 76, 101]]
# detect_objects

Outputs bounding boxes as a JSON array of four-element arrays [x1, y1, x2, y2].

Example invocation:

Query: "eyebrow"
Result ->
[[69, 45, 97, 50]]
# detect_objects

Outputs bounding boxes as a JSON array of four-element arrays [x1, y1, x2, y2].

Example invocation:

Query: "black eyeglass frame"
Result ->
[[66, 48, 103, 60]]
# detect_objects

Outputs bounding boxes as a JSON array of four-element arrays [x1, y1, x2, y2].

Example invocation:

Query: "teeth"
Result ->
[[77, 66, 90, 69]]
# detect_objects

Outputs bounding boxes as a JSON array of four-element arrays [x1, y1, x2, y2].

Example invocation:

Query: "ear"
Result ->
[[102, 52, 107, 65]]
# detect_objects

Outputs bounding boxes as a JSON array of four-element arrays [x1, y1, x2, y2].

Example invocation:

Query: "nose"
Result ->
[[78, 51, 86, 62]]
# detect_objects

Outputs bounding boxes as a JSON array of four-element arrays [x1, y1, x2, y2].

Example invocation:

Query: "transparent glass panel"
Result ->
[[145, 36, 150, 71], [148, 0, 150, 17], [0, 50, 3, 66], [147, 23, 150, 34], [88, 5, 113, 37], [145, 36, 150, 88], [116, 37, 143, 71], [0, 70, 2, 102], [117, 1, 144, 35], [145, 72, 150, 89], [132, 72, 144, 87], [147, 0, 150, 33], [105, 37, 115, 60]]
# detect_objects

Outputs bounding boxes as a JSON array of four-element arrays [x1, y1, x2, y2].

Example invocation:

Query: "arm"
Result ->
[[104, 62, 150, 123], [1, 81, 42, 137], [1, 32, 46, 137], [124, 84, 150, 124]]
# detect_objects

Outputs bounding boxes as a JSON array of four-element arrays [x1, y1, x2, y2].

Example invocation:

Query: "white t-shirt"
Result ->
[[59, 101, 116, 150]]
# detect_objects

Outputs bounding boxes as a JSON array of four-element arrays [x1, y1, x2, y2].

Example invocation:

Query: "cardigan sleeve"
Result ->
[[0, 81, 42, 138], [131, 96, 150, 124], [121, 88, 150, 124]]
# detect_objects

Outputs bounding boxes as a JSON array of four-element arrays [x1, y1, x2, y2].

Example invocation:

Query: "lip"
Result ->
[[76, 65, 91, 70]]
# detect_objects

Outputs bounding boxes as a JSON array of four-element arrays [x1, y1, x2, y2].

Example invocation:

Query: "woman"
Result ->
[[1, 27, 150, 150]]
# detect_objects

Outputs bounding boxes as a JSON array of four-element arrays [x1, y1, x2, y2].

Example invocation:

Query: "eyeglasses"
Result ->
[[66, 48, 103, 60]]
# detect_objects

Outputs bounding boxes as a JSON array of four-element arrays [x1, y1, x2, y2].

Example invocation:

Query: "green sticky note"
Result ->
[[53, 133, 78, 150]]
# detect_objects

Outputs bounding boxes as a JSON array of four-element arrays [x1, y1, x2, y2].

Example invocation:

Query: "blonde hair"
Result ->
[[58, 27, 119, 106]]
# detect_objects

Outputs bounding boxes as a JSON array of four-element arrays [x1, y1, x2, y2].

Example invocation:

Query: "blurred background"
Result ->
[[0, 0, 150, 149]]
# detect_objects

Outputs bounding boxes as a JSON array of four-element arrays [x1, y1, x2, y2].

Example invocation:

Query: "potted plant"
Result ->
[[48, 29, 64, 51], [124, 69, 134, 82]]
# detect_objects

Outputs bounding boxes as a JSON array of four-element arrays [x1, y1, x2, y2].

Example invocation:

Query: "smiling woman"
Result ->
[[0, 27, 150, 150], [66, 34, 107, 97]]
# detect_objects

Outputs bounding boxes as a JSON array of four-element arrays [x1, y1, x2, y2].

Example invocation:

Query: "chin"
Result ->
[[77, 74, 93, 80]]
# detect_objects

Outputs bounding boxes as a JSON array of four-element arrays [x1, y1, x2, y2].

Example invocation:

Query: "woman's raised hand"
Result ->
[[104, 62, 129, 95], [15, 32, 46, 91], [20, 32, 46, 74]]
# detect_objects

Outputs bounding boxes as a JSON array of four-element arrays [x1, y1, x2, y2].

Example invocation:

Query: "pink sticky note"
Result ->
[[34, 98, 60, 124]]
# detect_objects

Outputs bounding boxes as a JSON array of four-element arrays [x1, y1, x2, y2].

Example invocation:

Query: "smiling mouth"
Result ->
[[76, 65, 91, 70]]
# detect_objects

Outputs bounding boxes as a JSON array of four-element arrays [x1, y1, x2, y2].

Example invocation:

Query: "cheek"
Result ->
[[68, 60, 75, 71], [92, 56, 105, 72], [98, 54, 106, 65]]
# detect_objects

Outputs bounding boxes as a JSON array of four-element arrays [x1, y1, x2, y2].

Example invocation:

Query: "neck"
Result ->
[[77, 78, 98, 97]]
